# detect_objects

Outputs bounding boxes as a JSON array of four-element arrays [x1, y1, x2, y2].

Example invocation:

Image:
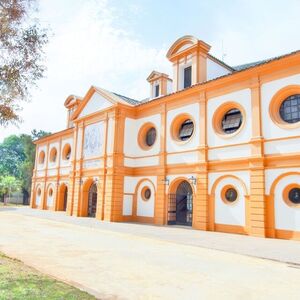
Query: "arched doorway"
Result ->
[[57, 184, 68, 211], [63, 186, 68, 211], [88, 183, 97, 217], [168, 180, 193, 226]]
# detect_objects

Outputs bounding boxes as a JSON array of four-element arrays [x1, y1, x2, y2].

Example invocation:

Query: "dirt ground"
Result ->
[[0, 208, 300, 299]]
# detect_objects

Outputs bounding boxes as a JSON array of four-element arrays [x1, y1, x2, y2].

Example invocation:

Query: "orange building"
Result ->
[[31, 36, 300, 240]]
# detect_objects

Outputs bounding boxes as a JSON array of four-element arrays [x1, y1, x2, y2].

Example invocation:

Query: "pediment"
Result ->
[[166, 35, 211, 61], [72, 87, 116, 120], [166, 35, 198, 59], [146, 71, 169, 82]]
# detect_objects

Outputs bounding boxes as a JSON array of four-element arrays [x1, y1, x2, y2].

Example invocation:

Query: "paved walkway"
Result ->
[[0, 207, 300, 299], [6, 206, 300, 265]]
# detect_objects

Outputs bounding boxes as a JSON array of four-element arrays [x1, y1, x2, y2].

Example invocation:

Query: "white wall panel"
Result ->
[[208, 171, 250, 195], [214, 177, 246, 226], [60, 137, 73, 166], [123, 195, 133, 216], [208, 144, 251, 161], [261, 73, 300, 139], [264, 138, 300, 155], [37, 145, 47, 170], [124, 176, 157, 194], [136, 180, 155, 217], [207, 88, 252, 147], [167, 151, 198, 165], [166, 103, 200, 153], [124, 156, 159, 167], [273, 174, 300, 231], [124, 114, 161, 157], [265, 168, 299, 195]]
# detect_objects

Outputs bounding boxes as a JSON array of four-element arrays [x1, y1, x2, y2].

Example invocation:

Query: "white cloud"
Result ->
[[0, 0, 171, 141]]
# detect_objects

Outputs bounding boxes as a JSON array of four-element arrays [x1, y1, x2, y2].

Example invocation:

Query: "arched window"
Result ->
[[279, 95, 300, 124], [62, 144, 71, 160], [38, 151, 45, 164], [49, 148, 57, 162]]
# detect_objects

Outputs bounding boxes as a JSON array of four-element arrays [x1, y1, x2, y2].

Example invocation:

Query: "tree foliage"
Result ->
[[0, 0, 48, 125], [0, 175, 21, 197], [0, 130, 50, 201]]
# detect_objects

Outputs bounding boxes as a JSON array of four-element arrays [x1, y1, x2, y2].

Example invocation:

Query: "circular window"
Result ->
[[221, 109, 243, 134], [141, 186, 151, 201], [146, 127, 156, 147], [213, 102, 245, 137], [289, 188, 300, 204], [171, 114, 195, 142], [221, 185, 238, 204], [50, 148, 57, 162], [138, 123, 157, 150], [62, 143, 71, 160], [269, 86, 300, 129], [37, 188, 41, 196], [38, 151, 45, 164], [279, 95, 300, 124], [283, 184, 300, 207], [225, 188, 238, 202], [48, 188, 53, 197]]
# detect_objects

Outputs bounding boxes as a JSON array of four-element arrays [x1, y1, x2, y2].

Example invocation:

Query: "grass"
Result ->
[[0, 253, 96, 300]]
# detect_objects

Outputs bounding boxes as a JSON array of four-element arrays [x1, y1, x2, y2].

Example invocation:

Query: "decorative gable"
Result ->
[[78, 92, 113, 118]]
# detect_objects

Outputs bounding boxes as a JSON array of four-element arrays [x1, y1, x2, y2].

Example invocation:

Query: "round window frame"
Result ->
[[269, 85, 300, 129], [38, 151, 45, 164], [212, 102, 246, 139], [141, 186, 151, 201], [282, 183, 300, 208], [137, 123, 157, 150], [49, 147, 57, 163], [170, 113, 196, 144], [62, 143, 72, 160], [221, 185, 239, 205]]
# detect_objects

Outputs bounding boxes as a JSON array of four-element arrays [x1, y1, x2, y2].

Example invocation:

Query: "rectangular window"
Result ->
[[184, 66, 192, 88], [155, 85, 159, 97]]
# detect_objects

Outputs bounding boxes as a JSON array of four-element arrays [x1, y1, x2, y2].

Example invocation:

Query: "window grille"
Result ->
[[179, 119, 194, 141], [222, 109, 242, 134], [279, 95, 300, 123]]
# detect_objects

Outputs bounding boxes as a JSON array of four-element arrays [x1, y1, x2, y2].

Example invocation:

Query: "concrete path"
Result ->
[[7, 207, 300, 265], [0, 207, 300, 299]]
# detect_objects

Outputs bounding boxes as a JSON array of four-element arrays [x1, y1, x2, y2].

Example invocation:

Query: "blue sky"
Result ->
[[1, 0, 300, 140]]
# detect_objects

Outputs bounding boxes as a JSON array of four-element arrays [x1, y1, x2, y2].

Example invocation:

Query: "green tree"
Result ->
[[0, 135, 25, 177], [0, 176, 21, 202], [0, 0, 48, 125], [0, 130, 50, 203]]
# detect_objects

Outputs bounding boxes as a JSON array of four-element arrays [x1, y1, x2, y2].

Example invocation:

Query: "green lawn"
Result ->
[[0, 253, 96, 300]]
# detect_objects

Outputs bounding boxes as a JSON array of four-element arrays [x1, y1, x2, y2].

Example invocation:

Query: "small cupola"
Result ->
[[166, 35, 211, 92], [147, 71, 173, 99]]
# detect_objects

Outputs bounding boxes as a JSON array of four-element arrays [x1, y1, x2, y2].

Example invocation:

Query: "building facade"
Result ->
[[31, 35, 300, 240]]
